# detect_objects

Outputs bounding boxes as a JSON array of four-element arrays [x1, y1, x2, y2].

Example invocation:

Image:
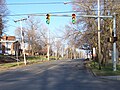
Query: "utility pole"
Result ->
[[98, 0, 102, 69], [14, 18, 27, 65]]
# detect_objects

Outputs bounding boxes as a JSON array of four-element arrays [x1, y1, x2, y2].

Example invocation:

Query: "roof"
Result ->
[[2, 35, 16, 41]]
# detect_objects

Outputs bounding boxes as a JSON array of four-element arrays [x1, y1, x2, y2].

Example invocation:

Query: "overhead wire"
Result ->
[[5, 8, 120, 17], [2, 1, 120, 17], [2, 1, 120, 6], [4, 2, 66, 5]]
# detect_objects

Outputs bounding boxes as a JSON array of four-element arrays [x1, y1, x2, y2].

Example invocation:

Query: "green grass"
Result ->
[[90, 61, 120, 76], [0, 62, 24, 71], [27, 56, 46, 60], [0, 55, 62, 72]]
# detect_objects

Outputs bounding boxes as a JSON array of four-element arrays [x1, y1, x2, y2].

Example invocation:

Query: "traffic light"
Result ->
[[72, 14, 76, 24], [46, 14, 50, 24]]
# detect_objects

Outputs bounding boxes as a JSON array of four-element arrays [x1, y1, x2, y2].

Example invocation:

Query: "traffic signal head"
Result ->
[[72, 14, 76, 24], [46, 14, 50, 24]]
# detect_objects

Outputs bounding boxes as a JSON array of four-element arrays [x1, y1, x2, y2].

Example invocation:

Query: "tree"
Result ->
[[14, 16, 49, 56], [0, 0, 8, 37], [72, 0, 120, 66], [63, 23, 82, 59]]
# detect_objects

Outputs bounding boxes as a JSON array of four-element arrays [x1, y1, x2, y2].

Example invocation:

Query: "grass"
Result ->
[[0, 55, 62, 72], [0, 62, 24, 71], [90, 61, 120, 76]]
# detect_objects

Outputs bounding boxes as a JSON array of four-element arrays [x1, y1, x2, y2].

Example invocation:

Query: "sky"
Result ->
[[6, 0, 73, 38]]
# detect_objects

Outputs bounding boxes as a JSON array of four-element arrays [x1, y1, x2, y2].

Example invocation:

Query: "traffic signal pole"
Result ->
[[46, 14, 50, 61], [113, 13, 117, 71], [47, 28, 50, 61]]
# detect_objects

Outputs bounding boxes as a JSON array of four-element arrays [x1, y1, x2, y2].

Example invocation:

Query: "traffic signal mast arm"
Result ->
[[30, 14, 113, 24], [29, 14, 112, 18]]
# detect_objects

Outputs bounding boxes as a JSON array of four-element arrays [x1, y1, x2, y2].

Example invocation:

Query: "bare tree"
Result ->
[[14, 16, 49, 56], [63, 24, 82, 59], [71, 0, 120, 66], [0, 0, 8, 36]]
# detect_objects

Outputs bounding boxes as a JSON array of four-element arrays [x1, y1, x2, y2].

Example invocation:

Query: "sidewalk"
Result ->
[[98, 76, 120, 80]]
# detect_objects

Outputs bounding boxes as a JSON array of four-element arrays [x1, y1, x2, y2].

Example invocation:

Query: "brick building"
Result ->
[[0, 35, 16, 55]]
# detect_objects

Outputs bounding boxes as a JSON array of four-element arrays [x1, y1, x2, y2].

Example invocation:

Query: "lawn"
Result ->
[[0, 55, 60, 72], [89, 61, 120, 76]]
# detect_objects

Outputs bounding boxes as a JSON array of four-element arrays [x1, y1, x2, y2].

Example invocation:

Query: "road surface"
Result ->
[[0, 59, 120, 90]]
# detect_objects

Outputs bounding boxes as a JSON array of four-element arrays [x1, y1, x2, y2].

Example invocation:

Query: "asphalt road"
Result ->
[[0, 59, 120, 90]]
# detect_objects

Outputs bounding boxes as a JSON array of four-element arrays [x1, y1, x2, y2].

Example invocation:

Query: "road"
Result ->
[[0, 59, 120, 90]]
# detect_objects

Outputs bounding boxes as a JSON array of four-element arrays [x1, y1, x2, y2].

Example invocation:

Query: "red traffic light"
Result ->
[[72, 14, 76, 17]]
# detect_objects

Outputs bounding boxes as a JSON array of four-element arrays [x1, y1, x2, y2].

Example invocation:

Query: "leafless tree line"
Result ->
[[63, 0, 120, 65]]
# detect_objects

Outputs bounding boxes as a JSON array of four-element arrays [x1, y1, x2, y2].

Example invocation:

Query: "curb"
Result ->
[[99, 76, 120, 81], [87, 66, 97, 77], [87, 67, 120, 81]]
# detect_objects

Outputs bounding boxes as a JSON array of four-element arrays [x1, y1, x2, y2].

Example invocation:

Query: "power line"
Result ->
[[3, 1, 120, 6], [4, 2, 66, 5], [5, 8, 120, 17]]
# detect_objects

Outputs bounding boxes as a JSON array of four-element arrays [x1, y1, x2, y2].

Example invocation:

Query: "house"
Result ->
[[0, 35, 16, 55], [12, 41, 22, 56]]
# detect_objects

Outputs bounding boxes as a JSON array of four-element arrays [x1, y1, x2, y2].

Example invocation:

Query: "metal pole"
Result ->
[[98, 0, 101, 69], [47, 28, 50, 61], [16, 43, 19, 66], [20, 21, 27, 65], [113, 13, 117, 71], [62, 45, 64, 58]]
